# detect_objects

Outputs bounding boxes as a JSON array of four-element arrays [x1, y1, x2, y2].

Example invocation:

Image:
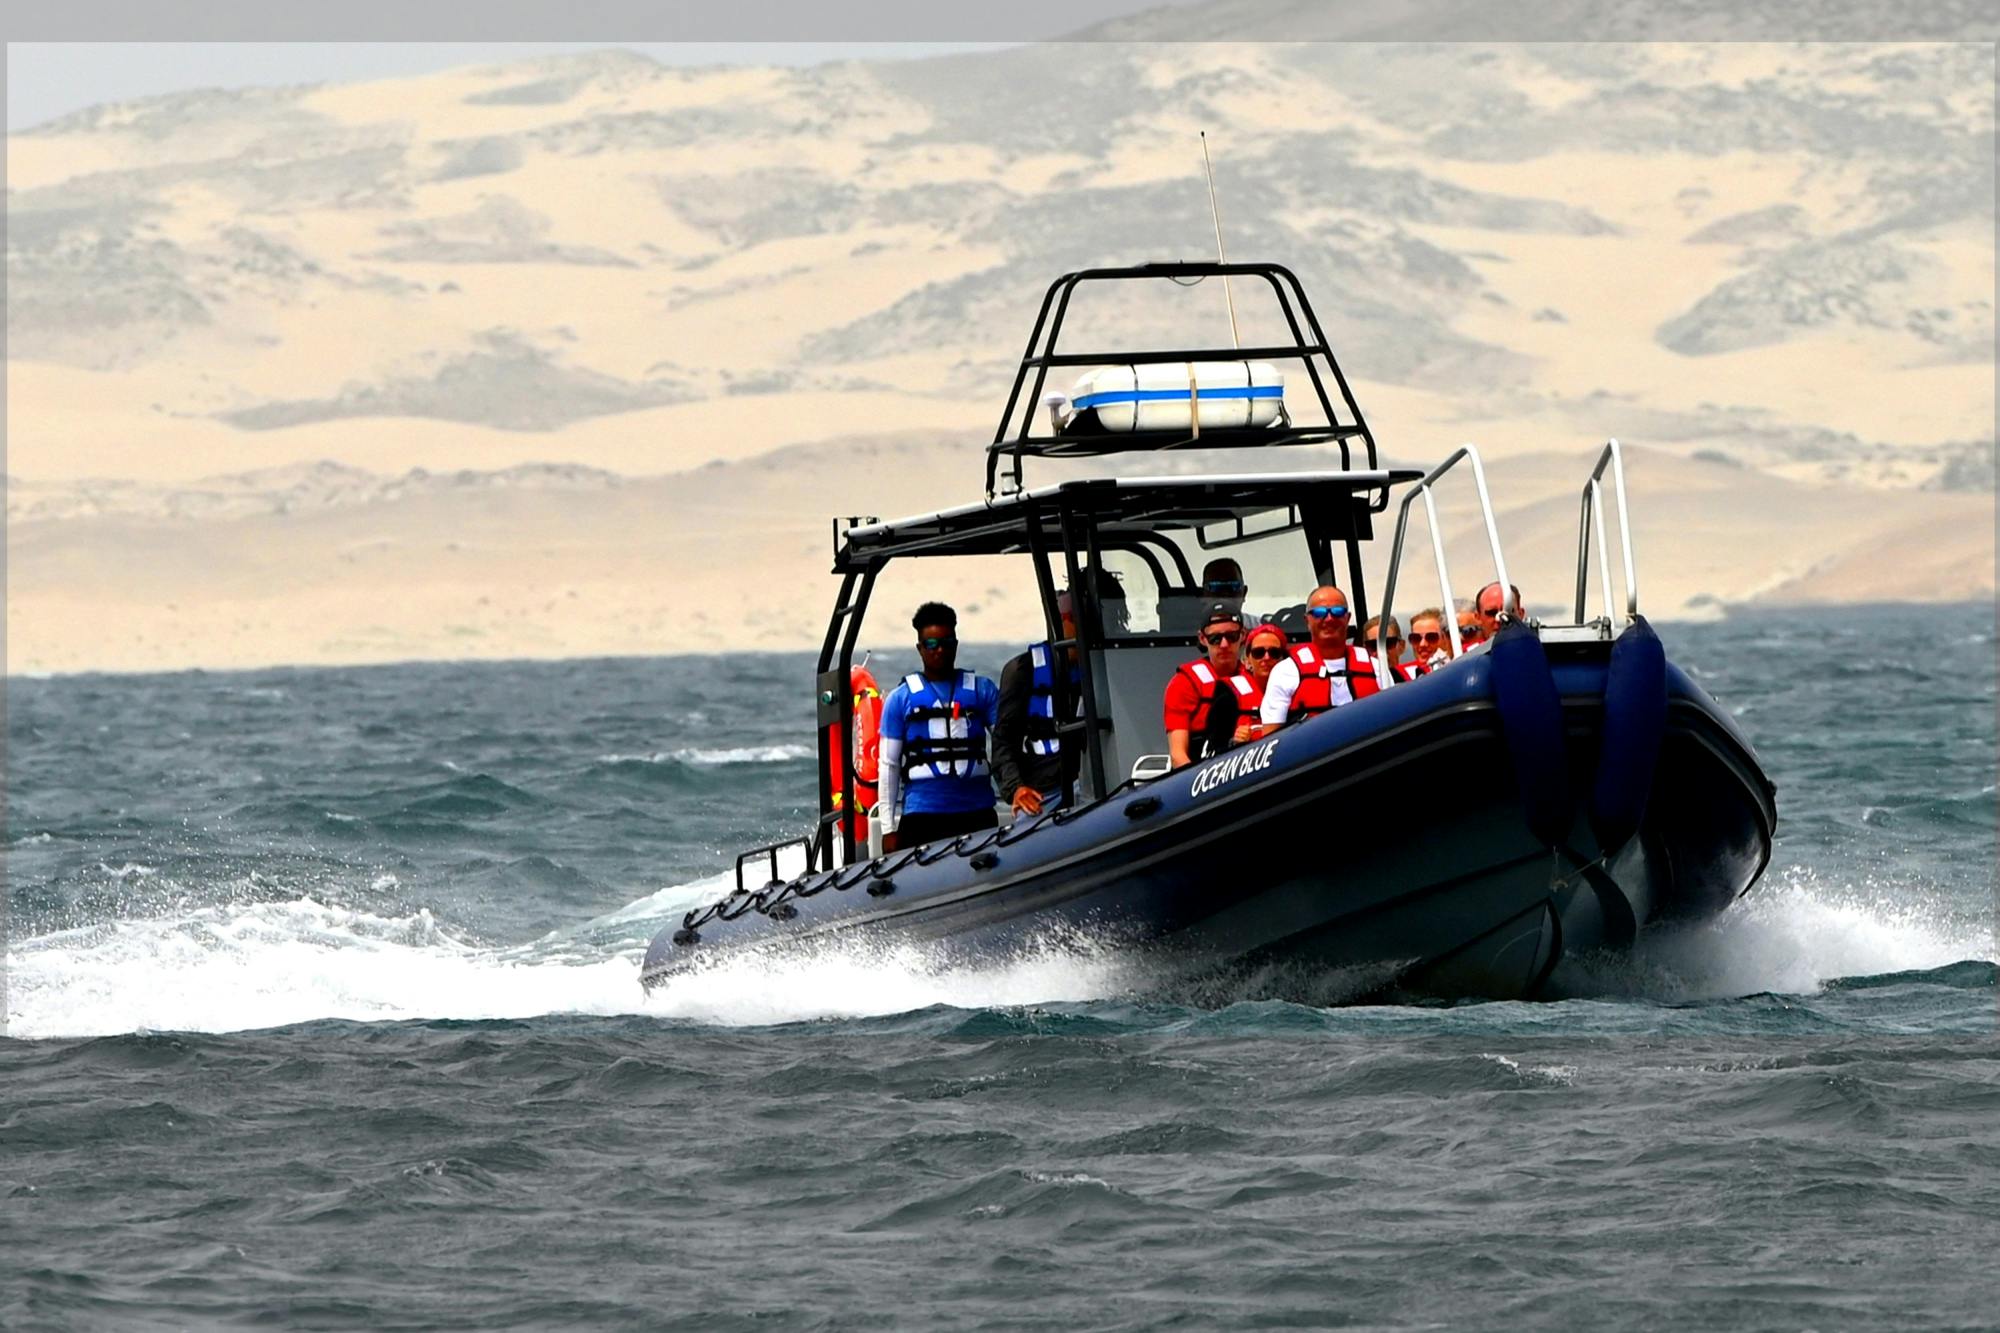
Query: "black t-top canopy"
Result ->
[[836, 471, 1418, 571]]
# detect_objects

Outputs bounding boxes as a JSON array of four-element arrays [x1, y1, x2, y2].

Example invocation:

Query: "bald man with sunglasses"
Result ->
[[1260, 585, 1381, 727]]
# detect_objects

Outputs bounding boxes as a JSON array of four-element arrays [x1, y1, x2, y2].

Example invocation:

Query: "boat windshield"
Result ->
[[1093, 504, 1323, 643]]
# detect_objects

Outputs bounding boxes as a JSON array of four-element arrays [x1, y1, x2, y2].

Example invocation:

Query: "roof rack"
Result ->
[[984, 261, 1381, 503], [836, 471, 1411, 570]]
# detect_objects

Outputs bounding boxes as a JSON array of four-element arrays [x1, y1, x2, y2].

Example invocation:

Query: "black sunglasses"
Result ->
[[1202, 630, 1243, 646], [918, 636, 957, 650], [1246, 645, 1287, 660], [1411, 631, 1443, 645], [1203, 580, 1247, 596]]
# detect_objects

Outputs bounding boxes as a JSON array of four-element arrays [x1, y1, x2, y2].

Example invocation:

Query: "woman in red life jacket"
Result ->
[[1406, 607, 1450, 672], [1163, 605, 1259, 768], [1258, 585, 1381, 728], [1239, 621, 1289, 734]]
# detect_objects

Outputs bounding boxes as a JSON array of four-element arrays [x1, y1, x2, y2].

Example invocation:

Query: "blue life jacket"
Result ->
[[1024, 641, 1079, 757], [899, 671, 989, 781]]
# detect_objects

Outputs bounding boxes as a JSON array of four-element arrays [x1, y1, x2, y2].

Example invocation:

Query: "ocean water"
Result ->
[[3, 605, 1994, 1329]]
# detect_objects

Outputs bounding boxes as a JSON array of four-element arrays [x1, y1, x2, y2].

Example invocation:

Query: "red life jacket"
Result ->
[[1286, 642, 1381, 720], [1176, 660, 1259, 757], [1238, 672, 1268, 714], [1393, 659, 1423, 683]]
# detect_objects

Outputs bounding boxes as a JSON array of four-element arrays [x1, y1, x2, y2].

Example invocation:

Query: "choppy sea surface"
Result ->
[[4, 604, 1994, 1329]]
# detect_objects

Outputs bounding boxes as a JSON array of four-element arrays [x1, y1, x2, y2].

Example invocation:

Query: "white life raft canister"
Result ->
[[1066, 360, 1284, 434]]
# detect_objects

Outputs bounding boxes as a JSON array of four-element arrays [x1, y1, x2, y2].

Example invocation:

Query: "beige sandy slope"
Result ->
[[6, 42, 1992, 674], [9, 439, 1990, 676], [8, 45, 1988, 484]]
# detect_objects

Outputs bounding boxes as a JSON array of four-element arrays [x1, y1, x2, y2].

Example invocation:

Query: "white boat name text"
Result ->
[[1189, 736, 1281, 798]]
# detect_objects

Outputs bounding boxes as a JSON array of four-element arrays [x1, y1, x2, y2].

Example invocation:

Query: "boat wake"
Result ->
[[4, 865, 1988, 1041], [1548, 864, 1993, 1002]]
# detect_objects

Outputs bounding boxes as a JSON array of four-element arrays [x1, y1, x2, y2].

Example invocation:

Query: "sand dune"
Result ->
[[5, 31, 1992, 674], [9, 439, 1989, 676]]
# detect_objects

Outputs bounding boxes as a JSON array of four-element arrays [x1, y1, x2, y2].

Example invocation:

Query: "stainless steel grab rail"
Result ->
[[1573, 438, 1638, 624], [1376, 443, 1511, 689]]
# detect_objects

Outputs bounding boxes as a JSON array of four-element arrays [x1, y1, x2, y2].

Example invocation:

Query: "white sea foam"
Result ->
[[673, 744, 815, 765], [642, 934, 1136, 1029], [564, 869, 739, 931], [7, 864, 1987, 1041], [1556, 866, 1996, 1001], [594, 744, 813, 766], [3, 875, 1132, 1040], [4, 896, 653, 1041]]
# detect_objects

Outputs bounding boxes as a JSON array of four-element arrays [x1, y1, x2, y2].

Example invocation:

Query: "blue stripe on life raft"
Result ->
[[1072, 385, 1284, 410]]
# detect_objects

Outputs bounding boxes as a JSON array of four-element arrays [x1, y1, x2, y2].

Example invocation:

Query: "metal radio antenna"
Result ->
[[1201, 131, 1241, 349]]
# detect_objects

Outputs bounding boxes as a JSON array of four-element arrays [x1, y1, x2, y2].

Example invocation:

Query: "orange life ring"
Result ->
[[829, 666, 884, 840]]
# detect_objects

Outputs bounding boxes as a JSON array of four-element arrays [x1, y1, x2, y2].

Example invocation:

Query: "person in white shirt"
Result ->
[[1259, 585, 1381, 726]]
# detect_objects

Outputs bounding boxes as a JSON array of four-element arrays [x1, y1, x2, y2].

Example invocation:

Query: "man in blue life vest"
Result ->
[[993, 590, 1084, 818], [875, 601, 1002, 852]]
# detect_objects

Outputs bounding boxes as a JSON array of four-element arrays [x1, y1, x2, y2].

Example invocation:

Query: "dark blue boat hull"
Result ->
[[643, 638, 1775, 1001]]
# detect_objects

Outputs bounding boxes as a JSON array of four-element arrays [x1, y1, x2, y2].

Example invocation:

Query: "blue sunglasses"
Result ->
[[1306, 605, 1350, 620]]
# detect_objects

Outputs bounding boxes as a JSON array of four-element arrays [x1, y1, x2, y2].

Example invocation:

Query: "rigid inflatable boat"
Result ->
[[643, 261, 1775, 1000]]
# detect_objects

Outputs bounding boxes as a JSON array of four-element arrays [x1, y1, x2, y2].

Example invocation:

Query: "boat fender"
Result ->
[[1488, 621, 1572, 848], [1589, 615, 1667, 855]]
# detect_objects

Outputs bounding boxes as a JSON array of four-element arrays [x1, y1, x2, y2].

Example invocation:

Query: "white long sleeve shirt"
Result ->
[[1259, 654, 1354, 726]]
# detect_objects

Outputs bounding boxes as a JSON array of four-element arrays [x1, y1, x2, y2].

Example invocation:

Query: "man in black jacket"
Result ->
[[992, 590, 1086, 817]]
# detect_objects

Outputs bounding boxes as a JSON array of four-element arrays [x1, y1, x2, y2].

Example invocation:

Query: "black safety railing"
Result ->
[[984, 261, 1382, 502]]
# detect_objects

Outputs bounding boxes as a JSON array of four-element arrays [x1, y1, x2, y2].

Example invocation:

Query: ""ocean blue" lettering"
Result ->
[[1187, 735, 1282, 798]]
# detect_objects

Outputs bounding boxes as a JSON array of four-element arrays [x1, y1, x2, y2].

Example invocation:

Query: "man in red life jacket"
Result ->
[[1259, 585, 1380, 727], [1473, 581, 1525, 638], [1163, 605, 1258, 769]]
